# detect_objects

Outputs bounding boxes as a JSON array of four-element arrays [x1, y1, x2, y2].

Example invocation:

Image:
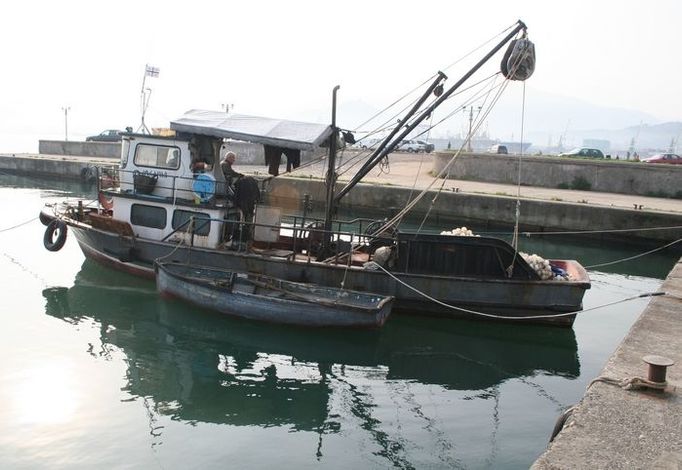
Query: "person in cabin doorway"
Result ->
[[190, 154, 211, 172], [189, 137, 216, 172], [221, 151, 243, 191]]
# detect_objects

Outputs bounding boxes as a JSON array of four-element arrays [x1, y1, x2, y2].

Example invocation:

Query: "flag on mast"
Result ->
[[145, 65, 160, 78]]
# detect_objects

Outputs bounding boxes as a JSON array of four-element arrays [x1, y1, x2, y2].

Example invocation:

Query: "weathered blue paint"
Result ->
[[155, 262, 393, 328]]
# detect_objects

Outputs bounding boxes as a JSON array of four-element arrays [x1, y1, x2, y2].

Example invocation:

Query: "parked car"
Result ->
[[558, 147, 605, 159], [86, 129, 123, 142], [398, 140, 431, 153], [488, 144, 508, 154], [417, 140, 435, 153], [355, 138, 381, 150], [641, 153, 682, 165]]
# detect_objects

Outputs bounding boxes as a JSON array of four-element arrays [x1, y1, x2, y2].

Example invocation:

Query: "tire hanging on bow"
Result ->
[[500, 38, 535, 81], [43, 219, 67, 252]]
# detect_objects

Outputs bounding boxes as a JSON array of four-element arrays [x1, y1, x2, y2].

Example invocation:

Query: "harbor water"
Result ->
[[0, 175, 677, 469]]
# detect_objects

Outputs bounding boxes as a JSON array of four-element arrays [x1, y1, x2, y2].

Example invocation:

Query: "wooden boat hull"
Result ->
[[67, 222, 589, 326], [155, 262, 394, 328]]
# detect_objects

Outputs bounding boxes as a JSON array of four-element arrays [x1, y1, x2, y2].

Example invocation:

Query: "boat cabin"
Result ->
[[101, 110, 332, 250]]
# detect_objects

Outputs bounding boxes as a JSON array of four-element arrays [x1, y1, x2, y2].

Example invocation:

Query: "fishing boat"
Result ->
[[39, 20, 591, 326], [155, 261, 393, 327]]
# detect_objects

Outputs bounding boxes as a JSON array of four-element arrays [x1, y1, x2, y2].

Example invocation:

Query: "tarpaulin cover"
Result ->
[[170, 110, 332, 151]]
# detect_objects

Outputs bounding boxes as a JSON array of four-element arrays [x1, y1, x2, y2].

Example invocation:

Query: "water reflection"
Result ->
[[43, 260, 579, 435], [0, 172, 96, 199]]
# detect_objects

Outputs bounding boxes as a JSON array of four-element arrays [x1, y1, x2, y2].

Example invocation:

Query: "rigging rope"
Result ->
[[411, 74, 507, 235], [338, 71, 504, 182], [372, 32, 536, 238], [352, 22, 517, 134], [376, 74, 515, 236], [511, 81, 527, 252], [507, 79, 528, 276]]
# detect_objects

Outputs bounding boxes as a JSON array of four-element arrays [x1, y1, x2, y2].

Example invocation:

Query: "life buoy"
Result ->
[[43, 219, 67, 252]]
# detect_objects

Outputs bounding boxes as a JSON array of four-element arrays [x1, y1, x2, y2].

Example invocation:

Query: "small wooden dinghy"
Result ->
[[155, 261, 394, 328]]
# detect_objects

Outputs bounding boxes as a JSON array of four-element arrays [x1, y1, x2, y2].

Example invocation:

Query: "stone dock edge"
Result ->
[[532, 257, 682, 469]]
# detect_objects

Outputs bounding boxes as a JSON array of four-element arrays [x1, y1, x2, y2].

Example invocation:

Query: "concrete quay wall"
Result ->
[[38, 139, 321, 167], [0, 154, 116, 181], [39, 140, 121, 159], [0, 153, 680, 243], [533, 258, 682, 469], [222, 141, 321, 166], [433, 152, 682, 198], [265, 177, 682, 243]]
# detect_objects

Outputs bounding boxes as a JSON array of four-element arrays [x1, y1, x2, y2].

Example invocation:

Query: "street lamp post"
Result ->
[[463, 106, 482, 152], [61, 106, 71, 141]]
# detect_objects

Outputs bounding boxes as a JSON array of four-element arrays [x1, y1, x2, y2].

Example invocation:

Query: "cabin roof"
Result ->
[[170, 109, 332, 151]]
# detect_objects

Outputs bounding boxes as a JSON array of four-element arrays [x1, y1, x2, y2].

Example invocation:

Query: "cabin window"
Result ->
[[172, 210, 211, 236], [134, 144, 181, 170], [131, 204, 167, 229]]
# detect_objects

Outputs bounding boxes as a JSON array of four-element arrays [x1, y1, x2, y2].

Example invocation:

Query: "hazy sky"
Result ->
[[2, 0, 680, 152]]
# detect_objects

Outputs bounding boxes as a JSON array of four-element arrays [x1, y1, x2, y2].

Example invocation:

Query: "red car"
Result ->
[[642, 153, 682, 164]]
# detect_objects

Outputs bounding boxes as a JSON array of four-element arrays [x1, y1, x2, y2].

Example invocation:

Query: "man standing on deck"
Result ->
[[220, 151, 243, 192]]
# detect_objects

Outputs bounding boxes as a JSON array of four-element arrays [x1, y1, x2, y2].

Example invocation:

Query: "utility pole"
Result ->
[[61, 106, 71, 141], [463, 106, 481, 152]]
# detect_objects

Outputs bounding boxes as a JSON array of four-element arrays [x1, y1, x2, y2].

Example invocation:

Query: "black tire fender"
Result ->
[[549, 406, 575, 443], [80, 166, 98, 183], [39, 210, 54, 226], [43, 219, 67, 252]]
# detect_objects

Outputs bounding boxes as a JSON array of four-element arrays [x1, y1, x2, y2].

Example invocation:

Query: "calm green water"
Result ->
[[0, 175, 677, 469]]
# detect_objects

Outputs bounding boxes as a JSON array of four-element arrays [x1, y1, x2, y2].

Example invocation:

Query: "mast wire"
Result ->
[[352, 22, 516, 134]]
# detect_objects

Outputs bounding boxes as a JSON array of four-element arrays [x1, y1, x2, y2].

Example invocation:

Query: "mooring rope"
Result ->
[[588, 375, 667, 391], [585, 238, 682, 269], [368, 261, 666, 320], [519, 225, 682, 237], [0, 216, 39, 233]]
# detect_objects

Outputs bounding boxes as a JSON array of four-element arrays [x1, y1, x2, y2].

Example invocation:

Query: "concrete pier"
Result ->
[[0, 153, 117, 181], [1, 151, 681, 243], [533, 258, 682, 469], [433, 151, 682, 199]]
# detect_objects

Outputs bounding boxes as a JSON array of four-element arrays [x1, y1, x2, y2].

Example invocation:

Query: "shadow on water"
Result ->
[[42, 259, 580, 433]]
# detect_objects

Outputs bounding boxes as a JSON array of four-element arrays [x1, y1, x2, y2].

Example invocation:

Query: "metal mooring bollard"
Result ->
[[643, 355, 675, 384]]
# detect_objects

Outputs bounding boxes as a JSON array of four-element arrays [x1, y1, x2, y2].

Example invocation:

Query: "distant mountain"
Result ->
[[563, 122, 682, 153], [294, 88, 680, 153], [488, 88, 661, 137]]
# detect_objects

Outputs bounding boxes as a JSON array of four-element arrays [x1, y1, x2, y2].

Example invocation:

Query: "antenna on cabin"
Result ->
[[137, 64, 160, 134]]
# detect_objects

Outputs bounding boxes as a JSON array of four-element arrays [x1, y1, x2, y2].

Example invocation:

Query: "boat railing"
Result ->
[[163, 211, 390, 265], [102, 168, 233, 207]]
